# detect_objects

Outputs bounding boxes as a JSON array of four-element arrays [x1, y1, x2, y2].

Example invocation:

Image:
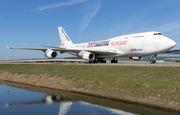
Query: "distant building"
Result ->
[[117, 49, 180, 62], [165, 49, 180, 54]]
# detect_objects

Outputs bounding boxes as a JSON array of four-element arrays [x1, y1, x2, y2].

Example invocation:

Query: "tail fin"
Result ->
[[58, 27, 73, 47]]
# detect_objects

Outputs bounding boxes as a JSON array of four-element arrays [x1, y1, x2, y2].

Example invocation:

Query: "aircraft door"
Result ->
[[127, 36, 144, 55], [119, 35, 132, 54]]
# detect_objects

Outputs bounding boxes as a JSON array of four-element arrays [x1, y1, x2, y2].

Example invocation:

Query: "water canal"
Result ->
[[0, 80, 179, 115]]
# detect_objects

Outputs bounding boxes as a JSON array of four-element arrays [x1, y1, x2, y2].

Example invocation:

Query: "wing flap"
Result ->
[[53, 48, 118, 54], [41, 45, 64, 49], [85, 49, 117, 54]]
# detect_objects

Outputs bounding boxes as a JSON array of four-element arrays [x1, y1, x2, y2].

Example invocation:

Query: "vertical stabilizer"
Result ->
[[58, 27, 73, 47]]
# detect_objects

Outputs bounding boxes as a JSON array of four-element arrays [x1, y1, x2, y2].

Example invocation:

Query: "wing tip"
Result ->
[[5, 44, 10, 49]]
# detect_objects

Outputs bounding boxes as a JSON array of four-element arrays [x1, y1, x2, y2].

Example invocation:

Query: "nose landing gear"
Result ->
[[150, 54, 157, 64], [150, 58, 156, 64]]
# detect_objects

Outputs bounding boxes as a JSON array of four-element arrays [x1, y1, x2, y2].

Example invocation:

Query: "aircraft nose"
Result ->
[[169, 39, 176, 48]]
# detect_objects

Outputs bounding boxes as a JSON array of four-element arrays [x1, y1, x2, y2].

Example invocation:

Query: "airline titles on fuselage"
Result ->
[[85, 40, 128, 48], [111, 41, 127, 46], [75, 40, 128, 49], [87, 41, 110, 48], [75, 40, 144, 53]]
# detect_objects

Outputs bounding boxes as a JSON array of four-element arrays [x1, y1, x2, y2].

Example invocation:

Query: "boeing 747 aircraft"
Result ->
[[5, 27, 176, 64]]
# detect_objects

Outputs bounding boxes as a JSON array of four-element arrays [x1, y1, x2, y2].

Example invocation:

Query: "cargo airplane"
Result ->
[[5, 27, 176, 64]]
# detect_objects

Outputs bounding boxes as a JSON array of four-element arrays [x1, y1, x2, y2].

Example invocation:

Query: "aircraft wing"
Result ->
[[5, 45, 65, 51], [5, 45, 118, 54]]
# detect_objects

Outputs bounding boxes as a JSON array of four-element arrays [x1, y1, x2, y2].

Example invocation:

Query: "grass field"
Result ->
[[0, 64, 179, 111]]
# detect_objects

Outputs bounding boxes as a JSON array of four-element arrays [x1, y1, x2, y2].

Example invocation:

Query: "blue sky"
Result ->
[[1, 0, 180, 60]]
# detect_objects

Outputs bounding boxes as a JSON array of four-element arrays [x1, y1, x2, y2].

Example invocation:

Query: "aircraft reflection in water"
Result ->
[[5, 95, 136, 115]]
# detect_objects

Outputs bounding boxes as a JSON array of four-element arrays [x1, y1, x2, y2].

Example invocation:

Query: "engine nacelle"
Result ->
[[45, 49, 57, 59], [78, 51, 95, 61], [129, 57, 143, 61]]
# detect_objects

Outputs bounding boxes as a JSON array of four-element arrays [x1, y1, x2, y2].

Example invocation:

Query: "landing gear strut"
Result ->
[[150, 54, 157, 64], [111, 58, 118, 63]]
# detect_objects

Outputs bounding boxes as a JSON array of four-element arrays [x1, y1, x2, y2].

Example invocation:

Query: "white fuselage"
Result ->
[[6, 27, 176, 63], [66, 31, 176, 58]]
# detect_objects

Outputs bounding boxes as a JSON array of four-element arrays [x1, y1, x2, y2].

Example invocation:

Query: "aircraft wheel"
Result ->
[[150, 59, 156, 64], [112, 60, 115, 63], [111, 59, 117, 63]]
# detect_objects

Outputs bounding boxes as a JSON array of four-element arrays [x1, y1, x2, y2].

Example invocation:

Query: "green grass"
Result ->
[[0, 64, 180, 109]]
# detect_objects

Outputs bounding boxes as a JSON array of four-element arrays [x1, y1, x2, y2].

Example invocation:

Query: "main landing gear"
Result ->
[[89, 58, 106, 63], [98, 58, 106, 63], [89, 58, 119, 64], [111, 58, 118, 63], [150, 54, 157, 64]]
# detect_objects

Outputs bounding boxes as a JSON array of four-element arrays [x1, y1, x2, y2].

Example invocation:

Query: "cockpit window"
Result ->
[[154, 33, 162, 35]]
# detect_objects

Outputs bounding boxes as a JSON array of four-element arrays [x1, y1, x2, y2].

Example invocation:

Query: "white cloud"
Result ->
[[80, 0, 102, 32], [3, 0, 100, 32], [34, 0, 88, 11], [10, 0, 88, 16]]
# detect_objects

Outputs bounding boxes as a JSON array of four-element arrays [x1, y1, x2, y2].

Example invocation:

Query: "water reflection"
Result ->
[[0, 80, 179, 115], [4, 94, 136, 115]]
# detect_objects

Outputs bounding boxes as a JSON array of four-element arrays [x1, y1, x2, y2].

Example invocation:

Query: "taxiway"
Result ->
[[1, 59, 180, 66]]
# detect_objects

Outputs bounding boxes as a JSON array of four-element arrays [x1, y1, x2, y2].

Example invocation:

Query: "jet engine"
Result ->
[[45, 49, 57, 59], [78, 51, 95, 61], [129, 57, 143, 61]]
